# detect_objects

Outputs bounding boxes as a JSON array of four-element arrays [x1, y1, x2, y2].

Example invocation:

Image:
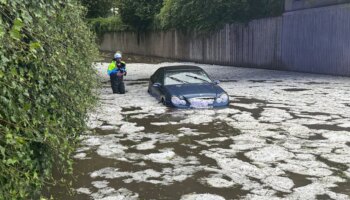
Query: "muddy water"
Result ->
[[45, 63, 350, 200], [45, 107, 247, 200]]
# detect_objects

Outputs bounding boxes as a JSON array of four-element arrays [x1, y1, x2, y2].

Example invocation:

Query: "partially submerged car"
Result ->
[[148, 65, 229, 108]]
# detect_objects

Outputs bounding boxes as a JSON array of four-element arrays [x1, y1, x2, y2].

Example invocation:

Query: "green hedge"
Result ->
[[0, 0, 99, 199]]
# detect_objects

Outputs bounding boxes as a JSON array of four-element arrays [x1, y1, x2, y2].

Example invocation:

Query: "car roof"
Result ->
[[159, 65, 204, 71]]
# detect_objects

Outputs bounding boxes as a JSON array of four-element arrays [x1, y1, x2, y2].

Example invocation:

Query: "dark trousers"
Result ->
[[110, 74, 125, 94]]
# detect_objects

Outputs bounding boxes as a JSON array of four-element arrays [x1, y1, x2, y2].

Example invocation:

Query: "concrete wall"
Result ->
[[282, 3, 350, 75], [100, 2, 350, 76], [100, 17, 283, 69], [285, 0, 350, 11]]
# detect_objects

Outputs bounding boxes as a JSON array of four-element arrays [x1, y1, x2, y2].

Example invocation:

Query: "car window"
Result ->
[[164, 70, 212, 85], [151, 69, 161, 83], [156, 72, 164, 84]]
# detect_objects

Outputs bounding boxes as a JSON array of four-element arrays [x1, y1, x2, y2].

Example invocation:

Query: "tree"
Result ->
[[117, 0, 163, 30], [158, 0, 247, 31], [81, 0, 116, 18], [157, 0, 284, 32], [247, 0, 284, 19]]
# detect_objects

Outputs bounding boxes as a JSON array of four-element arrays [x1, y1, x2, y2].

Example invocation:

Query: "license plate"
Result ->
[[190, 101, 209, 108]]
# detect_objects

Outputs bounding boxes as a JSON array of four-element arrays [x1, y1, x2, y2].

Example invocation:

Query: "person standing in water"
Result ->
[[108, 52, 127, 94]]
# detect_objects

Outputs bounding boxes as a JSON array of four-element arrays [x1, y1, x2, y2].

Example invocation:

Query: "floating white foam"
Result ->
[[90, 187, 139, 200], [100, 125, 117, 131], [203, 177, 235, 188], [92, 180, 109, 189], [76, 187, 91, 195], [180, 193, 225, 200], [321, 154, 350, 164], [278, 163, 333, 177], [245, 146, 294, 163], [73, 153, 87, 159], [97, 143, 126, 159], [119, 122, 145, 134], [135, 140, 157, 150], [263, 176, 294, 193], [83, 137, 102, 146], [146, 151, 176, 164], [322, 131, 350, 142], [151, 122, 169, 126], [178, 127, 206, 136], [259, 108, 293, 123]]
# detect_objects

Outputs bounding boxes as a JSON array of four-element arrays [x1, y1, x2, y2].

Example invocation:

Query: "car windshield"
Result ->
[[164, 70, 212, 85]]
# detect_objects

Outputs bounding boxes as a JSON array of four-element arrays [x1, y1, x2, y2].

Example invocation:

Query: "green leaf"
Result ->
[[10, 67, 17, 76], [10, 18, 24, 40], [30, 42, 41, 51], [0, 25, 4, 38], [13, 18, 24, 30], [0, 146, 5, 158], [6, 158, 17, 165], [5, 133, 13, 140], [1, 56, 9, 64]]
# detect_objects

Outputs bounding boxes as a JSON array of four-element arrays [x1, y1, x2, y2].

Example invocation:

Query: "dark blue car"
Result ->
[[148, 65, 229, 108]]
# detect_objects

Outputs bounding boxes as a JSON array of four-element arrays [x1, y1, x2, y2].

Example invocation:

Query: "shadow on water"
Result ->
[[229, 97, 267, 119], [282, 88, 311, 92], [315, 194, 333, 200], [308, 134, 327, 140], [285, 172, 313, 189], [332, 181, 350, 196], [305, 124, 350, 132], [126, 81, 149, 86], [248, 80, 283, 83]]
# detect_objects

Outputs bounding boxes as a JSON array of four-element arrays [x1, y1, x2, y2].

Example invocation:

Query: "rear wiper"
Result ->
[[186, 74, 211, 83], [168, 76, 189, 84]]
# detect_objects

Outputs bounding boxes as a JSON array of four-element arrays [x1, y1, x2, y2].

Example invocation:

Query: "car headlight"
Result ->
[[216, 93, 229, 103], [171, 96, 186, 105]]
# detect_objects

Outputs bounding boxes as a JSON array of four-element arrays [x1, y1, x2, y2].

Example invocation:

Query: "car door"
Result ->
[[149, 69, 163, 99]]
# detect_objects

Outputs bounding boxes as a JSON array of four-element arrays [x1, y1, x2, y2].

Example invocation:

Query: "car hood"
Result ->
[[164, 83, 225, 98]]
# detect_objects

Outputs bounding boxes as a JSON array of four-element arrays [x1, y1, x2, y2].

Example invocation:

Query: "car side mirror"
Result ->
[[153, 82, 162, 87], [214, 80, 220, 85]]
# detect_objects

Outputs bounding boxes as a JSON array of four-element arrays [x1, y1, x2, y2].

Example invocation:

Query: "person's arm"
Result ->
[[123, 66, 127, 76], [108, 61, 116, 75], [121, 62, 127, 76]]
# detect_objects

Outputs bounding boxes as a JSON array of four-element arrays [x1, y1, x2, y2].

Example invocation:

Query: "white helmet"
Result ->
[[114, 53, 122, 59]]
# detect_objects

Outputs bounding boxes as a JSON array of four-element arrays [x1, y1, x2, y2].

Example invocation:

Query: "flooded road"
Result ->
[[47, 62, 350, 200]]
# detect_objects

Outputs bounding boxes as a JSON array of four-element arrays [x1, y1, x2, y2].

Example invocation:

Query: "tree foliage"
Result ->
[[116, 0, 163, 30], [157, 0, 284, 31], [0, 0, 99, 199], [81, 0, 116, 18], [88, 16, 129, 36], [89, 0, 283, 34]]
